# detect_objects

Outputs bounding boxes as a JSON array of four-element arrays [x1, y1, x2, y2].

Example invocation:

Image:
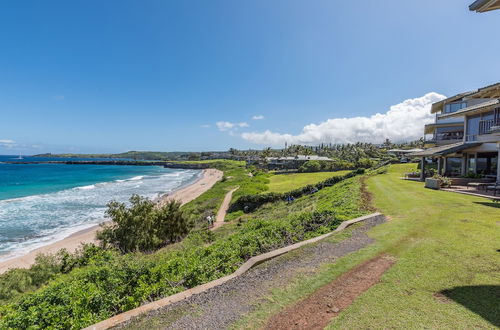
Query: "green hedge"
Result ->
[[0, 210, 343, 329], [230, 169, 364, 213]]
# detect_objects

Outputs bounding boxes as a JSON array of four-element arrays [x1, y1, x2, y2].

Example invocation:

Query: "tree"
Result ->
[[97, 195, 191, 253], [298, 160, 321, 173]]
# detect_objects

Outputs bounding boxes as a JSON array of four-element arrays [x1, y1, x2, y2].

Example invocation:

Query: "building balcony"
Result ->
[[427, 132, 464, 145]]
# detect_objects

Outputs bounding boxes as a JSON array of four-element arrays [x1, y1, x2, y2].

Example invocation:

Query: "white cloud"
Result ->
[[241, 92, 446, 146], [54, 95, 65, 100], [216, 121, 249, 132], [252, 115, 265, 120], [0, 139, 15, 144], [201, 124, 211, 128]]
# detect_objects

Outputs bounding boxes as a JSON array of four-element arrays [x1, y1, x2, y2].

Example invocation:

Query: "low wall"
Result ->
[[450, 178, 495, 186], [84, 212, 384, 330], [163, 162, 213, 169]]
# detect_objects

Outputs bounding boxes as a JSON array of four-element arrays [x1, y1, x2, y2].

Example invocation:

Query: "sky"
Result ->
[[0, 0, 499, 154]]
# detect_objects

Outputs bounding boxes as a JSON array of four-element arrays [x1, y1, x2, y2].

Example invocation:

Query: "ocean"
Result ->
[[0, 155, 201, 259]]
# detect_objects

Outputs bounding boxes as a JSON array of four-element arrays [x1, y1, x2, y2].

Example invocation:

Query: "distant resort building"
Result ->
[[247, 155, 332, 170], [387, 148, 424, 163], [411, 83, 500, 182], [469, 0, 500, 12]]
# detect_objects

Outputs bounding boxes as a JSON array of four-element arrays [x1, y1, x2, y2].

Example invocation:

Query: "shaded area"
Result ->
[[473, 202, 500, 209], [441, 286, 500, 327]]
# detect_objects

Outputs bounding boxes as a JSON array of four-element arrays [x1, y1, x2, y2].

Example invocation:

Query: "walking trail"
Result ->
[[120, 215, 386, 330], [211, 187, 239, 230]]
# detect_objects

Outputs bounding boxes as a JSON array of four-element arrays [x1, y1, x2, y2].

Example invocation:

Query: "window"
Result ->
[[466, 115, 480, 141], [434, 126, 464, 141], [444, 102, 467, 113]]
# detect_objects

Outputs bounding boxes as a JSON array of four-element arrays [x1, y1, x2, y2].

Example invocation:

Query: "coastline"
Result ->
[[0, 168, 223, 274]]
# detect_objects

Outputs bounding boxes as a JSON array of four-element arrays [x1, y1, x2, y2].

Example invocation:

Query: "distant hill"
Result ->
[[33, 151, 232, 161]]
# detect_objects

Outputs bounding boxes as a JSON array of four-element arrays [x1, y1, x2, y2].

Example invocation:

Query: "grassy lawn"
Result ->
[[267, 171, 350, 193], [235, 164, 499, 329]]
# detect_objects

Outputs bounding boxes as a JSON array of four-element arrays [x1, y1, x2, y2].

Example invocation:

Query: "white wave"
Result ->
[[76, 184, 96, 190], [0, 168, 202, 258]]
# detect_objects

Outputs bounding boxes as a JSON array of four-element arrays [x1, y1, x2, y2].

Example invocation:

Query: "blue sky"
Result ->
[[0, 0, 499, 154]]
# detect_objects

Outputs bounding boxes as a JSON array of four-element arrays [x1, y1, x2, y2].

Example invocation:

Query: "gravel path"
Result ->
[[121, 215, 386, 330]]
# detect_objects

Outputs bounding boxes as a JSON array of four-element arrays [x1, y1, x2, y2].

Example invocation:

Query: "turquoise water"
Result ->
[[0, 155, 201, 258]]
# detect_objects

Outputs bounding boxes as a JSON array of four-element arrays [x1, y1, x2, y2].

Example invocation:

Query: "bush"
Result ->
[[0, 209, 349, 329], [0, 244, 111, 304], [432, 174, 451, 188], [356, 158, 375, 169], [298, 160, 321, 173], [97, 196, 192, 253], [229, 169, 365, 213]]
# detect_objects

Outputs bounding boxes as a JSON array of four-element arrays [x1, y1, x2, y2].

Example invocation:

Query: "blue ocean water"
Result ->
[[0, 155, 201, 259]]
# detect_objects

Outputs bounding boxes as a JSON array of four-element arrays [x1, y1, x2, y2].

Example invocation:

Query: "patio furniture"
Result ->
[[486, 184, 500, 196], [467, 182, 492, 191]]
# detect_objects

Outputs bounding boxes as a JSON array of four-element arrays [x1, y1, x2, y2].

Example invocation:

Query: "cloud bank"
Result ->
[[216, 121, 249, 132], [241, 92, 446, 146]]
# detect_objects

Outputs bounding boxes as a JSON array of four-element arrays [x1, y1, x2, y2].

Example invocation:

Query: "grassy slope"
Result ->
[[328, 164, 500, 329], [267, 171, 350, 193], [235, 164, 499, 329], [124, 176, 368, 329], [0, 162, 367, 329]]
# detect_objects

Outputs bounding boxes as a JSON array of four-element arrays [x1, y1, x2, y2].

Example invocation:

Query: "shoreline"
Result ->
[[0, 168, 223, 274]]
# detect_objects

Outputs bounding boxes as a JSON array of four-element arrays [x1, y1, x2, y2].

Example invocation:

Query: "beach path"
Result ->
[[211, 187, 239, 230], [0, 168, 223, 274]]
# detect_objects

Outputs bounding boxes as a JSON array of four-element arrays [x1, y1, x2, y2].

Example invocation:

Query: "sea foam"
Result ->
[[0, 169, 201, 260]]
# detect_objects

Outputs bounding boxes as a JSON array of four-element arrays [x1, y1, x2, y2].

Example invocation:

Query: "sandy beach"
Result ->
[[0, 168, 222, 274]]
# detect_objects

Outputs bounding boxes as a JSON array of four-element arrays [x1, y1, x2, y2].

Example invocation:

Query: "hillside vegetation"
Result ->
[[0, 161, 368, 329], [267, 171, 350, 193], [236, 164, 500, 329]]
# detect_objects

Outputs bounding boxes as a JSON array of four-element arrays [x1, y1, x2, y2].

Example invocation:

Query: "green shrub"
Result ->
[[0, 209, 350, 329], [0, 244, 111, 304], [298, 160, 321, 173], [229, 169, 364, 213], [97, 196, 191, 253], [0, 162, 367, 329], [432, 174, 451, 188]]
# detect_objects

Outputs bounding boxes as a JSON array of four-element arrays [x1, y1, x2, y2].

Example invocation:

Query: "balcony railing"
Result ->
[[466, 134, 477, 142], [479, 118, 500, 135], [431, 132, 464, 142], [479, 120, 493, 135]]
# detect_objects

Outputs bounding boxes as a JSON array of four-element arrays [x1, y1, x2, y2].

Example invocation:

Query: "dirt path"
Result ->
[[211, 187, 239, 230], [119, 215, 386, 330], [265, 254, 395, 330]]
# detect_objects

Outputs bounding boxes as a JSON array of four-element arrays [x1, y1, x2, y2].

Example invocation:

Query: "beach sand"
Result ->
[[0, 168, 223, 274]]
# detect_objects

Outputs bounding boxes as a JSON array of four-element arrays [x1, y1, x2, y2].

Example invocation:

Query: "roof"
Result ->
[[439, 99, 500, 119], [387, 148, 424, 153], [467, 82, 500, 98], [431, 92, 475, 114], [266, 155, 332, 161], [469, 0, 500, 12], [430, 82, 500, 114], [409, 142, 481, 157], [424, 121, 464, 134]]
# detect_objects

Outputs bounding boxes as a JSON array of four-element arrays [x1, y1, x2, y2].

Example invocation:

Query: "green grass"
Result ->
[[235, 164, 500, 329], [267, 171, 350, 193], [0, 163, 367, 329], [180, 160, 269, 224]]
